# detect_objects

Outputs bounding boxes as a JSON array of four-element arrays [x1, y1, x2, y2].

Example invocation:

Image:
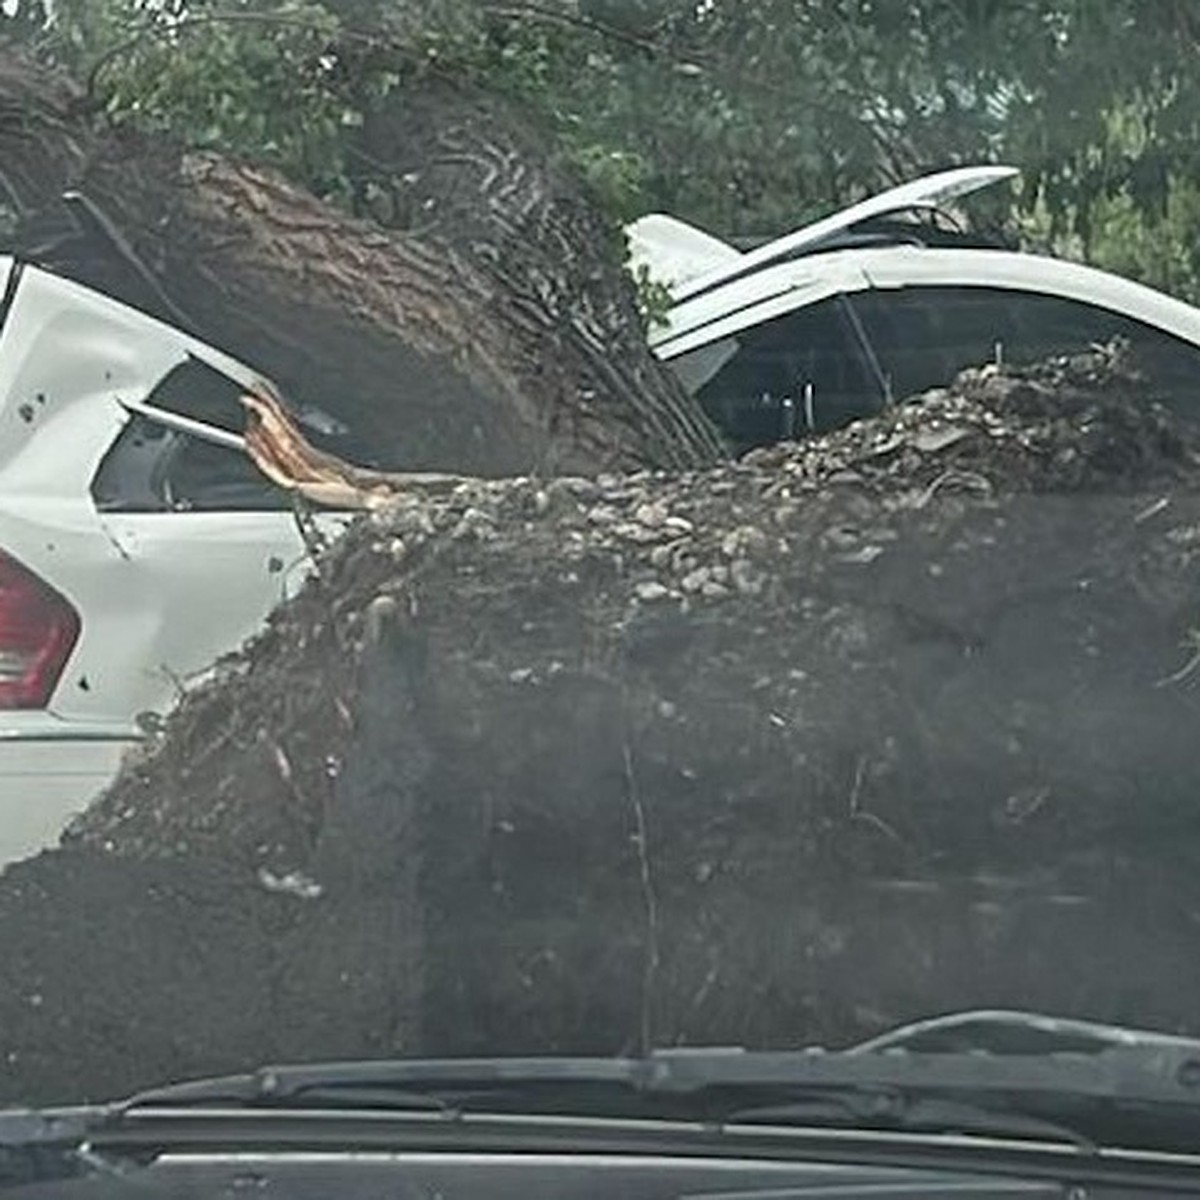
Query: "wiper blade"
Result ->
[[122, 1067, 455, 1113], [119, 1056, 657, 1120]]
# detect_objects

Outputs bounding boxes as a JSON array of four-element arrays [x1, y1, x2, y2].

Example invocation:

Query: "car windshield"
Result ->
[[2, 0, 1200, 1165]]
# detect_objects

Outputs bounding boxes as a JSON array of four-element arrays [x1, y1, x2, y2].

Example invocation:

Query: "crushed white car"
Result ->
[[0, 259, 316, 865], [4, 163, 1200, 864]]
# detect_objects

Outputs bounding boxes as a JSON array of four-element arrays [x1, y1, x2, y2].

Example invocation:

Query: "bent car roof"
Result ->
[[627, 164, 1019, 302]]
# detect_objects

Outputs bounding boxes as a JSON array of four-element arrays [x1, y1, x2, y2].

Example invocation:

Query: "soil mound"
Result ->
[[6, 343, 1200, 1103]]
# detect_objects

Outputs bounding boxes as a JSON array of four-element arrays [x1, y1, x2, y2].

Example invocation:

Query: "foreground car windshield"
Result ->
[[1, 1, 1199, 1194]]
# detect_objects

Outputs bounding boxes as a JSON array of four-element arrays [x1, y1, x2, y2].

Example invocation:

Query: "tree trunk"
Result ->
[[0, 50, 725, 475]]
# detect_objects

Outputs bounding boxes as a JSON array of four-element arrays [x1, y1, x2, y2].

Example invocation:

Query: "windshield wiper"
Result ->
[[12, 1009, 1200, 1167], [104, 1009, 1200, 1154]]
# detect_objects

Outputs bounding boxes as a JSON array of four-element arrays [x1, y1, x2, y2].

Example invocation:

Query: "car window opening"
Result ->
[[92, 358, 287, 513]]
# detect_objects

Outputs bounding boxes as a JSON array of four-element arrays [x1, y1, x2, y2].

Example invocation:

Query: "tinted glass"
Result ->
[[687, 297, 886, 451]]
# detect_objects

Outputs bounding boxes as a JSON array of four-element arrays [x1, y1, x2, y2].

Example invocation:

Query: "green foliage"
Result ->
[[562, 142, 649, 223], [631, 261, 673, 330], [1076, 179, 1200, 303], [66, 2, 351, 195], [6, 0, 1200, 300]]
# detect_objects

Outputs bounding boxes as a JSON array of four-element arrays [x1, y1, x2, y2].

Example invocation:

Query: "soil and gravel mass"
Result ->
[[5, 344, 1200, 1104]]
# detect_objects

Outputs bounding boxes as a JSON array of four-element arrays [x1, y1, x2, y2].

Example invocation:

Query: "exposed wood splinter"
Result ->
[[240, 380, 466, 510]]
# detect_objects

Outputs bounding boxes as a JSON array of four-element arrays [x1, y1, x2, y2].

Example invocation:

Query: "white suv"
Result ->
[[4, 164, 1200, 865]]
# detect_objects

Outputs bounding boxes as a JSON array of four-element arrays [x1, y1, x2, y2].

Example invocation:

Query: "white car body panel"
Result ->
[[76, 511, 308, 720], [652, 253, 871, 358], [0, 737, 129, 865], [857, 245, 1200, 343]]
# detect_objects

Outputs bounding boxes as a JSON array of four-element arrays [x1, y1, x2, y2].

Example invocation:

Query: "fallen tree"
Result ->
[[0, 45, 724, 474], [3, 345, 1200, 1103]]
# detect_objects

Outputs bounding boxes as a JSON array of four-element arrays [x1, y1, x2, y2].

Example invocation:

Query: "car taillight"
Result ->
[[0, 550, 81, 709]]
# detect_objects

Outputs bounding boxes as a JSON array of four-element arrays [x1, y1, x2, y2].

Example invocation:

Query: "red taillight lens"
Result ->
[[0, 550, 81, 709]]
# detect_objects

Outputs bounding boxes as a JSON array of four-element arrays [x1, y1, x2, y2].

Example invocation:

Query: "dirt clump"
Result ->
[[5, 342, 1200, 1103]]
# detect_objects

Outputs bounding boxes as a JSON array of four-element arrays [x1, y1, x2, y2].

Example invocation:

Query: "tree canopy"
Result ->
[[5, 1, 1200, 299]]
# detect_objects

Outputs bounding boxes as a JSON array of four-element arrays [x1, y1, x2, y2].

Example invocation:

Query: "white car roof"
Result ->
[[654, 245, 1200, 360]]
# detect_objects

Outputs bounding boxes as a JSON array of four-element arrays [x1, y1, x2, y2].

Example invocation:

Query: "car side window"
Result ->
[[683, 297, 886, 452], [850, 285, 1200, 416]]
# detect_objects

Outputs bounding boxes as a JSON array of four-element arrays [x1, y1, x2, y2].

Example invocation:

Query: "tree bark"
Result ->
[[0, 50, 725, 475]]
